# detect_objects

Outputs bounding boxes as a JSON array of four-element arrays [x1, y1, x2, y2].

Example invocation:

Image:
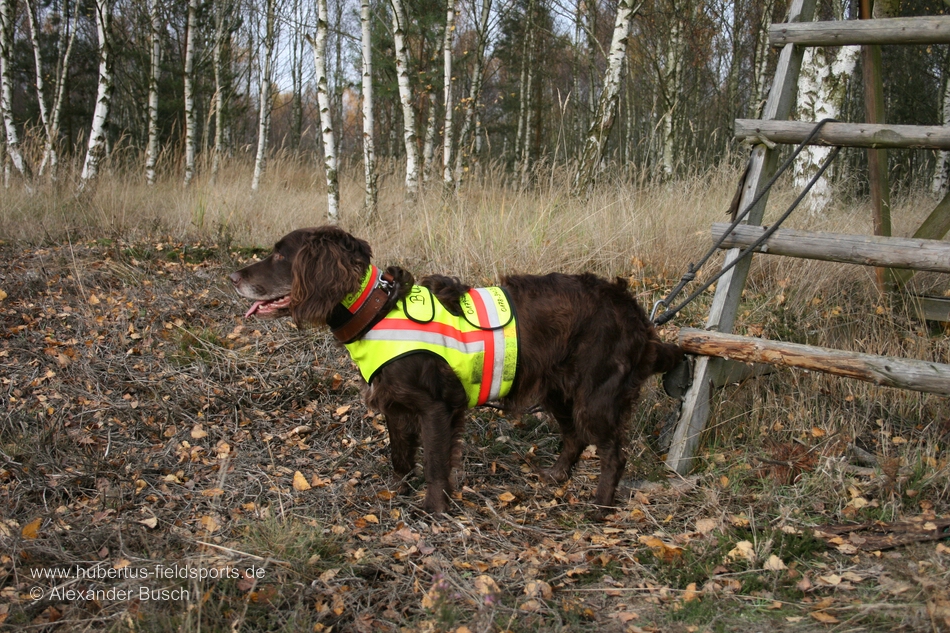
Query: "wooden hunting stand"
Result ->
[[664, 0, 950, 474]]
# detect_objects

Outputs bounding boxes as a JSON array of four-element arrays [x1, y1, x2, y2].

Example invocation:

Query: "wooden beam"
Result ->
[[679, 329, 950, 397], [711, 224, 950, 273], [666, 0, 818, 476], [911, 295, 950, 323], [734, 119, 950, 150], [861, 0, 894, 291], [893, 188, 950, 287], [771, 16, 950, 46]]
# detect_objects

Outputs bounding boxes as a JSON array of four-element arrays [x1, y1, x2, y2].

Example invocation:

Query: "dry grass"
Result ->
[[1, 160, 949, 632]]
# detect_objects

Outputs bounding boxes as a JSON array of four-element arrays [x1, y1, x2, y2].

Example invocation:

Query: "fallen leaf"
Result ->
[[21, 518, 42, 539], [524, 579, 553, 599], [727, 540, 755, 562], [293, 471, 311, 491], [763, 555, 787, 571], [809, 611, 840, 624], [475, 575, 500, 596], [498, 491, 516, 503], [695, 518, 719, 534], [138, 516, 158, 529], [190, 424, 208, 439]]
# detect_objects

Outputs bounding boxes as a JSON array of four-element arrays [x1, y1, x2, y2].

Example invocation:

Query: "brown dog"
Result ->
[[230, 226, 682, 514]]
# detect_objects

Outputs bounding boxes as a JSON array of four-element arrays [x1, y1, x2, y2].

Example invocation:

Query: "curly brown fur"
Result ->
[[231, 226, 684, 515]]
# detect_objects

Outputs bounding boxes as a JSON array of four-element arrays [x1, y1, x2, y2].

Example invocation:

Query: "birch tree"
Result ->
[[25, 0, 52, 179], [360, 0, 377, 215], [146, 0, 161, 184], [182, 0, 198, 186], [442, 0, 455, 187], [251, 0, 277, 192], [0, 0, 32, 188], [310, 0, 340, 222], [391, 0, 420, 198], [934, 53, 950, 195], [573, 0, 638, 196], [422, 90, 438, 183], [79, 0, 114, 190], [211, 0, 232, 181], [453, 0, 491, 186], [794, 2, 858, 214]]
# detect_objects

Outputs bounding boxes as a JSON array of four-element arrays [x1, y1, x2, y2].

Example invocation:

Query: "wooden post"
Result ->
[[861, 0, 894, 291], [664, 0, 818, 475]]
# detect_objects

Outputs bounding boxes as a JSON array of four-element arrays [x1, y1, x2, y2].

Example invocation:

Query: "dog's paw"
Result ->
[[539, 467, 571, 484], [422, 490, 449, 515]]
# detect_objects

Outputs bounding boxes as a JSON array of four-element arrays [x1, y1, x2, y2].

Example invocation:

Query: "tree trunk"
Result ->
[[442, 0, 455, 187], [453, 0, 491, 186], [211, 0, 231, 182], [289, 0, 304, 152], [751, 0, 776, 118], [79, 0, 113, 190], [311, 0, 340, 223], [391, 0, 419, 198], [251, 0, 276, 192], [0, 0, 33, 189], [182, 0, 198, 186], [574, 0, 637, 196], [793, 43, 859, 213], [146, 0, 161, 185], [43, 0, 78, 180], [659, 14, 685, 177], [423, 90, 437, 183], [933, 50, 950, 195], [25, 0, 52, 179], [360, 0, 377, 215]]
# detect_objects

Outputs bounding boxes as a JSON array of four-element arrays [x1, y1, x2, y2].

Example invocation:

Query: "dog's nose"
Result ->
[[229, 272, 242, 285]]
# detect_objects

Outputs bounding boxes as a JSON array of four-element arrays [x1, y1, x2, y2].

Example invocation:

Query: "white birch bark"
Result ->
[[659, 16, 685, 176], [0, 0, 32, 188], [442, 0, 455, 186], [211, 0, 230, 181], [310, 0, 339, 223], [146, 0, 161, 184], [25, 0, 52, 178], [251, 0, 276, 192], [933, 59, 950, 195], [360, 0, 377, 214], [423, 90, 437, 183], [750, 0, 775, 118], [391, 0, 419, 198], [794, 44, 859, 214], [574, 0, 637, 196], [453, 0, 491, 186], [41, 0, 77, 179], [79, 0, 113, 190], [182, 0, 198, 186]]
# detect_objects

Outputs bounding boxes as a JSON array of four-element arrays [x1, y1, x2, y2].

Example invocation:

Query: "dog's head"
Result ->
[[229, 226, 372, 326]]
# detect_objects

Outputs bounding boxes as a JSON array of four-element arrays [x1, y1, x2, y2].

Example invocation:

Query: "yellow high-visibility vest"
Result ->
[[341, 269, 518, 408]]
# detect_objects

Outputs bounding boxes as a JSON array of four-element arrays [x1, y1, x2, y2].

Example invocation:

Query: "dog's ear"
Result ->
[[290, 228, 372, 326]]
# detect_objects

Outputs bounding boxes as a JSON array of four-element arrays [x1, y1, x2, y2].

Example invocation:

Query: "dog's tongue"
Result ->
[[244, 301, 266, 319]]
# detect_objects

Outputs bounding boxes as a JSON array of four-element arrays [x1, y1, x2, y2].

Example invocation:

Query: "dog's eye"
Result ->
[[273, 252, 284, 262]]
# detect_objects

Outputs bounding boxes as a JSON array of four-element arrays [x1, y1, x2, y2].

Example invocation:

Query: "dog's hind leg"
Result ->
[[542, 397, 587, 484]]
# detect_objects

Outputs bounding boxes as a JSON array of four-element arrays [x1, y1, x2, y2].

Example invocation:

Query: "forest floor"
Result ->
[[1, 236, 948, 633]]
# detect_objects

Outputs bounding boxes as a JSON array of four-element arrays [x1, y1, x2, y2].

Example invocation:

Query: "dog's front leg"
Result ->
[[419, 405, 459, 514], [384, 411, 419, 495]]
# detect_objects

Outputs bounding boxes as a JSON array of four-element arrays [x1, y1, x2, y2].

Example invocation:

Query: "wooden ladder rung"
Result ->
[[711, 223, 950, 273], [770, 15, 950, 46], [735, 119, 950, 150], [679, 328, 950, 396]]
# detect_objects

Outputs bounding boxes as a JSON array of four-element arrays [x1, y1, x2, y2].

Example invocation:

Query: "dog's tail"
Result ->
[[650, 339, 684, 375]]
